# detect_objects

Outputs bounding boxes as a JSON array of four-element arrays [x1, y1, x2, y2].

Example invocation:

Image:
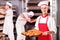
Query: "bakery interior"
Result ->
[[0, 0, 60, 40]]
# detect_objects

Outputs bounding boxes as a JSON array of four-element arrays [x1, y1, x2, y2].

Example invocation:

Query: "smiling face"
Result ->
[[40, 5, 49, 15]]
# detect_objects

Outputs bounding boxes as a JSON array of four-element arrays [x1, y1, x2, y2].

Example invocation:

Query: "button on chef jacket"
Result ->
[[35, 15, 57, 33]]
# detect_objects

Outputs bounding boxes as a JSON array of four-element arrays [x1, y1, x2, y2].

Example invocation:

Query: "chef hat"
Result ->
[[6, 2, 12, 7], [28, 11, 34, 16], [38, 1, 49, 7]]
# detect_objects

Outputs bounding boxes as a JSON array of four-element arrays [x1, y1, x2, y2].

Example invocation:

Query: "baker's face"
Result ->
[[40, 5, 49, 14], [5, 5, 9, 10]]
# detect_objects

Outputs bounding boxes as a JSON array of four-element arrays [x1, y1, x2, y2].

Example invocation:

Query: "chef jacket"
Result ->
[[35, 16, 57, 33]]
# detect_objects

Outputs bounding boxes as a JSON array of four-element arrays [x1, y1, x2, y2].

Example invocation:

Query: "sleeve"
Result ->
[[7, 10, 13, 18], [23, 12, 28, 19], [34, 17, 40, 30], [48, 17, 57, 34]]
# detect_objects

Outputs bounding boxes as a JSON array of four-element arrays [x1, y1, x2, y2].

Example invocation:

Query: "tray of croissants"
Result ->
[[21, 29, 42, 37]]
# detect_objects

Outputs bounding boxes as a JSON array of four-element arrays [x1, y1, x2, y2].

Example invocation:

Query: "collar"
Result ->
[[42, 14, 49, 18]]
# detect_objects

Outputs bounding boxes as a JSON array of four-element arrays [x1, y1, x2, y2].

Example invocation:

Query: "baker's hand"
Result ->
[[28, 20, 33, 23], [42, 31, 48, 35]]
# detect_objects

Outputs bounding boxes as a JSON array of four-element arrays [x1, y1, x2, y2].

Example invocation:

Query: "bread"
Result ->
[[21, 29, 42, 37]]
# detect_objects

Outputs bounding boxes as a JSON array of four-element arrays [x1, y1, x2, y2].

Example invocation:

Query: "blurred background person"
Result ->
[[2, 2, 15, 40], [16, 11, 36, 40]]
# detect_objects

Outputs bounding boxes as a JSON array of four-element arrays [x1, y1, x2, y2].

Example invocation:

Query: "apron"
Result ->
[[16, 16, 27, 40], [3, 9, 13, 34], [38, 16, 52, 40], [3, 9, 15, 40]]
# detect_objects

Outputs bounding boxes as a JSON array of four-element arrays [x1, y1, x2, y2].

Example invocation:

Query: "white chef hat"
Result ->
[[28, 11, 34, 16], [38, 1, 49, 7], [6, 2, 12, 7]]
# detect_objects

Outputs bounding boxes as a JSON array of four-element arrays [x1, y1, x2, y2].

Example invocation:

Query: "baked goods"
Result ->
[[21, 29, 42, 37]]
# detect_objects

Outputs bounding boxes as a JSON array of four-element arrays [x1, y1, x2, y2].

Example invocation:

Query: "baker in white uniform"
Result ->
[[3, 2, 15, 40], [16, 11, 34, 40], [34, 1, 57, 40]]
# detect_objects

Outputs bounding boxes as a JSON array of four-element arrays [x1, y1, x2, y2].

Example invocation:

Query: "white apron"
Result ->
[[16, 16, 27, 40], [3, 9, 14, 40]]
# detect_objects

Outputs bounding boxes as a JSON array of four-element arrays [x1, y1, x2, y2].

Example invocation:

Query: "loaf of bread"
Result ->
[[21, 29, 42, 37]]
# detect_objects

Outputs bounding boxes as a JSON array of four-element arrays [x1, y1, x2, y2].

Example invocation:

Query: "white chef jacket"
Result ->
[[3, 9, 13, 34], [35, 16, 57, 33], [3, 9, 14, 40], [16, 12, 31, 40]]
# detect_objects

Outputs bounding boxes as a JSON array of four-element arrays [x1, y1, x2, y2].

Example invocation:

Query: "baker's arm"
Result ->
[[45, 17, 57, 35], [20, 13, 26, 19], [0, 10, 6, 16], [27, 19, 36, 23], [34, 17, 40, 30], [42, 17, 57, 35]]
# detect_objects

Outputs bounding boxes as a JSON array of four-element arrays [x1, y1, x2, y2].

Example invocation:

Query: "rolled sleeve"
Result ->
[[48, 17, 57, 34], [34, 17, 40, 30]]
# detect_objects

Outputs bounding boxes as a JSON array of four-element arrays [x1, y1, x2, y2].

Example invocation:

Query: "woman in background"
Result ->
[[3, 2, 15, 40]]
